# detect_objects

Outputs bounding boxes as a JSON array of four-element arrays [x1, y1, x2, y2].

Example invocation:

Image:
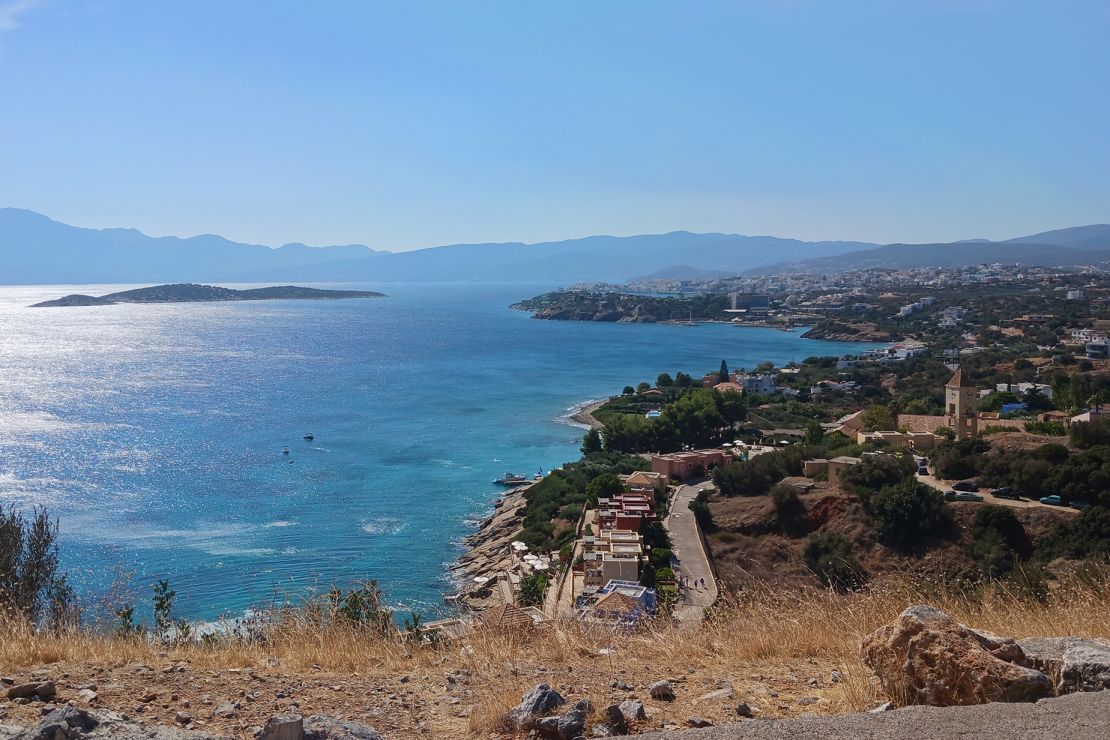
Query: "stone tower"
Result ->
[[945, 368, 978, 440]]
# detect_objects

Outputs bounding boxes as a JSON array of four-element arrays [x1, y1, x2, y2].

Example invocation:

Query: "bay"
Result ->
[[0, 282, 880, 619]]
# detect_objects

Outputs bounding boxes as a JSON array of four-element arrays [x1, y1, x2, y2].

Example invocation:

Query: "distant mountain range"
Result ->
[[1, 208, 1108, 284], [755, 225, 1110, 275]]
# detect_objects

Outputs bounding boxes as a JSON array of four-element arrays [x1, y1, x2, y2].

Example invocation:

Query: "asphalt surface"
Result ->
[[621, 690, 1109, 739], [665, 481, 718, 625]]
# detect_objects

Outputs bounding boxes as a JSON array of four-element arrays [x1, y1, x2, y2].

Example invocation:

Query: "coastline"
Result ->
[[563, 398, 607, 430]]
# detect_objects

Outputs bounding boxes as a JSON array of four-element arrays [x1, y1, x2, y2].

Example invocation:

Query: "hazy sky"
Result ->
[[1, 1, 1107, 250]]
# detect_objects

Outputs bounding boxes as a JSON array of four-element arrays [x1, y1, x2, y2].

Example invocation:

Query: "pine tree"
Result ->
[[718, 359, 729, 384]]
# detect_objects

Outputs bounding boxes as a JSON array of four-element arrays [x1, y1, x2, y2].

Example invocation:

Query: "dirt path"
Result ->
[[625, 689, 1109, 739]]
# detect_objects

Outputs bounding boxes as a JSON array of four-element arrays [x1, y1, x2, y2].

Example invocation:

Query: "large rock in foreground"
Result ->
[[1017, 636, 1110, 694], [861, 605, 1053, 706]]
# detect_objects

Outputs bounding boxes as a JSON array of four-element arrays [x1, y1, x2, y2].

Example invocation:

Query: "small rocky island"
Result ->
[[31, 283, 385, 307], [511, 291, 729, 323]]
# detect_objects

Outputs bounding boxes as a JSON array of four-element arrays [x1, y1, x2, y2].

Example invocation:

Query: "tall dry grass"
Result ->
[[2, 568, 1107, 737]]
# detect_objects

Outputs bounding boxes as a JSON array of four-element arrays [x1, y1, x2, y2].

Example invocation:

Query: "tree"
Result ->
[[519, 573, 547, 606], [803, 532, 867, 590], [804, 419, 824, 445], [622, 386, 635, 396], [861, 404, 896, 432], [581, 428, 602, 456], [0, 506, 73, 626], [656, 373, 674, 388], [868, 479, 953, 551], [675, 372, 694, 389], [713, 460, 773, 497], [585, 472, 623, 505], [718, 360, 730, 384], [636, 382, 652, 393]]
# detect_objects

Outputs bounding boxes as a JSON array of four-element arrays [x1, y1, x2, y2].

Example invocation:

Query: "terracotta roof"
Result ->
[[714, 382, 743, 393], [897, 414, 951, 434], [946, 368, 975, 388], [481, 603, 535, 629], [593, 590, 642, 615]]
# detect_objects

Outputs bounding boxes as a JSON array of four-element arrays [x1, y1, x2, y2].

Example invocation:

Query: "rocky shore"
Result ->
[[448, 483, 533, 611], [566, 400, 606, 430]]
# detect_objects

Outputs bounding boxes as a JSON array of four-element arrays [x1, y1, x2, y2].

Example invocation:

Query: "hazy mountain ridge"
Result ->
[[751, 225, 1110, 275], [0, 210, 876, 284], [2, 208, 1108, 284]]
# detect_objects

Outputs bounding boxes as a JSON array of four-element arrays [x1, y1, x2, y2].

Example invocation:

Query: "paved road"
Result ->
[[622, 690, 1109, 739], [665, 481, 718, 625], [916, 473, 1077, 514]]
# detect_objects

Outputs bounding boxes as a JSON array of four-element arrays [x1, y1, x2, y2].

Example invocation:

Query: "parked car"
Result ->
[[953, 492, 985, 502], [1039, 495, 1065, 506], [991, 487, 1020, 500], [918, 466, 929, 476], [1070, 500, 1091, 511], [953, 480, 979, 492]]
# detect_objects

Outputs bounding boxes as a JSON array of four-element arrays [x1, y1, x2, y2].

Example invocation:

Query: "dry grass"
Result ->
[[2, 570, 1108, 738]]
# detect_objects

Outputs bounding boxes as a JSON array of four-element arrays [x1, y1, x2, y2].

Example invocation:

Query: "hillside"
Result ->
[[752, 240, 1110, 275], [30, 283, 385, 307]]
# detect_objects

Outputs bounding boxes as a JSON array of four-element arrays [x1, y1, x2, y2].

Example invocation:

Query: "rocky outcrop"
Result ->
[[861, 605, 1053, 706], [1017, 636, 1110, 694], [508, 684, 566, 730], [450, 483, 532, 608]]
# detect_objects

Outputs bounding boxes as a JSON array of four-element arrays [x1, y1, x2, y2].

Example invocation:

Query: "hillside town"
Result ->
[[446, 274, 1110, 641]]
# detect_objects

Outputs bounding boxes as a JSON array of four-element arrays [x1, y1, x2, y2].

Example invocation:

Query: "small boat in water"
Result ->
[[282, 447, 290, 455], [493, 473, 529, 486], [303, 434, 314, 441]]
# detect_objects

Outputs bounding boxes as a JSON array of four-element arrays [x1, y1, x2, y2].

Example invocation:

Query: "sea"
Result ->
[[0, 282, 882, 621]]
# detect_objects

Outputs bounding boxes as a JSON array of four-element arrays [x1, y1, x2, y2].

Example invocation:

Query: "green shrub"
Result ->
[[803, 532, 867, 590], [868, 478, 953, 551]]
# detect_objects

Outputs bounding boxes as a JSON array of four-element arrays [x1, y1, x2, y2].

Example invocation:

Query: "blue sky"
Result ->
[[1, 0, 1107, 250]]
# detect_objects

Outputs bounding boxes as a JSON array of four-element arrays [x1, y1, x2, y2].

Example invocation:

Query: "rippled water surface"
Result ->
[[0, 283, 880, 618]]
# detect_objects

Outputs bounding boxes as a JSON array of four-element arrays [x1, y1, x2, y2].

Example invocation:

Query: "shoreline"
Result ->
[[562, 398, 607, 430]]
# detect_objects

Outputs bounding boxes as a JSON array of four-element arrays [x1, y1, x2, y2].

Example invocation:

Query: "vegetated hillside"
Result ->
[[705, 480, 1071, 590], [512, 291, 731, 322], [752, 240, 1110, 275], [1006, 224, 1110, 250]]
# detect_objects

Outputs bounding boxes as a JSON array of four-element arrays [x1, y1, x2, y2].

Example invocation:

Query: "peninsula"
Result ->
[[30, 283, 385, 307]]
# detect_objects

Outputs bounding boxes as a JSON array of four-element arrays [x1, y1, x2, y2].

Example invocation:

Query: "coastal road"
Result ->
[[916, 473, 1078, 514], [665, 480, 718, 626]]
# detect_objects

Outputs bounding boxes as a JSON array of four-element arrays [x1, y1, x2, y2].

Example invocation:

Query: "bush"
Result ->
[[839, 454, 916, 500], [770, 484, 808, 536], [868, 479, 953, 551], [519, 573, 548, 606], [969, 506, 1031, 578], [1037, 507, 1110, 561], [688, 492, 716, 531], [803, 532, 867, 591], [1070, 418, 1110, 449]]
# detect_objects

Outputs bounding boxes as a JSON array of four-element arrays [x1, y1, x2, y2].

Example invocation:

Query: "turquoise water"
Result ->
[[0, 283, 880, 620]]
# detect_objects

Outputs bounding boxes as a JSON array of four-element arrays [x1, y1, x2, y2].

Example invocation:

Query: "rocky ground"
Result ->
[[0, 653, 869, 739]]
